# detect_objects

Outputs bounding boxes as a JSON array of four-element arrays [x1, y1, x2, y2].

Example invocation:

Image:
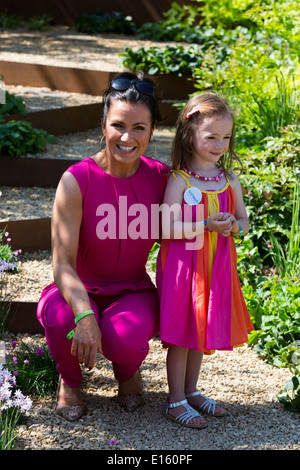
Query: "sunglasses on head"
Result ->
[[110, 77, 156, 98]]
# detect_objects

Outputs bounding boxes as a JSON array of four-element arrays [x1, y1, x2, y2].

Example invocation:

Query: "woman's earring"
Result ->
[[100, 135, 106, 152], [146, 138, 157, 157]]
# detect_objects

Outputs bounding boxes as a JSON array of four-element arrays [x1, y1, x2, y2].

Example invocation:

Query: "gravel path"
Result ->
[[1, 26, 299, 452], [8, 335, 299, 451]]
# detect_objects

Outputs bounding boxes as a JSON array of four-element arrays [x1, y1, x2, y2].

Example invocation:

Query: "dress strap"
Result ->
[[171, 169, 193, 189]]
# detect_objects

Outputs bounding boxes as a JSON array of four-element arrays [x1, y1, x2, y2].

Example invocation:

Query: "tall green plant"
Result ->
[[249, 73, 299, 138], [266, 175, 300, 276]]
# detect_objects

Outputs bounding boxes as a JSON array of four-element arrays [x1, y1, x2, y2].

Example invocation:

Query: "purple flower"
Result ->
[[109, 439, 118, 446], [13, 356, 18, 364], [35, 347, 44, 357], [24, 360, 29, 365], [11, 341, 17, 349]]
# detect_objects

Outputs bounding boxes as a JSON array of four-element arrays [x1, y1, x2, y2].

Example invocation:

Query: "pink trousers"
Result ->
[[37, 286, 160, 388]]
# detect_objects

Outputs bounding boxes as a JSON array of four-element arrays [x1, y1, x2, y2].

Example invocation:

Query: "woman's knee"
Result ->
[[100, 290, 159, 362]]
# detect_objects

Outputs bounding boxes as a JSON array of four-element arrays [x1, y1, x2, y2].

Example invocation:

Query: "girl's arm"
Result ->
[[227, 173, 250, 236], [52, 172, 102, 368], [161, 174, 222, 240]]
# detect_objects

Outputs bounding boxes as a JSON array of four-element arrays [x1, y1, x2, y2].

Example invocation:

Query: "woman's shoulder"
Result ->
[[64, 157, 94, 198], [141, 155, 170, 175], [66, 157, 93, 175]]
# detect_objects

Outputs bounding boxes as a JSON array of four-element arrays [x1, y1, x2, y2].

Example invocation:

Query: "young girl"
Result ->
[[156, 92, 254, 429]]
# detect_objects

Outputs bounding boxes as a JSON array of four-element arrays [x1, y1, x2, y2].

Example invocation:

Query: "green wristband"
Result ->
[[67, 310, 95, 340], [74, 309, 94, 324]]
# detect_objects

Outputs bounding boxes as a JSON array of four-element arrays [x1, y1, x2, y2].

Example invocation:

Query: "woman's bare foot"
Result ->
[[118, 370, 144, 411], [56, 377, 85, 421]]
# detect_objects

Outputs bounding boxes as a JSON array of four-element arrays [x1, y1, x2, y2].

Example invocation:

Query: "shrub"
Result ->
[[119, 44, 204, 76], [0, 91, 26, 116], [75, 10, 137, 35], [0, 119, 56, 157], [4, 339, 58, 397]]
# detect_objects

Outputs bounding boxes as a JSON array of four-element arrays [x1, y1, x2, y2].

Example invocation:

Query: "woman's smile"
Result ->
[[117, 144, 136, 153]]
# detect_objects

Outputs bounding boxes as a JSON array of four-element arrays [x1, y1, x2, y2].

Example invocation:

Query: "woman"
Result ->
[[37, 71, 169, 421]]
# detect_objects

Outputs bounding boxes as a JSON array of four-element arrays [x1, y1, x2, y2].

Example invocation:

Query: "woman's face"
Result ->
[[102, 99, 153, 173]]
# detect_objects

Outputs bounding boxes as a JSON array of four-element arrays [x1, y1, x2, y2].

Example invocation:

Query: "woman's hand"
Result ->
[[71, 314, 103, 370], [207, 212, 236, 237]]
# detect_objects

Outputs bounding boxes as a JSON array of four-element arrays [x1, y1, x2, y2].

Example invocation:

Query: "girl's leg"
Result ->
[[167, 345, 188, 403], [166, 346, 207, 426], [185, 349, 226, 416], [185, 349, 204, 395]]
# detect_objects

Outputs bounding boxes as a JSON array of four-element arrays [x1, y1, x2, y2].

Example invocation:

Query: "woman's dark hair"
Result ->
[[102, 71, 162, 129]]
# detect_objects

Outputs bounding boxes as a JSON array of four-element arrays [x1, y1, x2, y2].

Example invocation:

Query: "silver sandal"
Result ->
[[164, 398, 207, 429], [186, 391, 226, 416]]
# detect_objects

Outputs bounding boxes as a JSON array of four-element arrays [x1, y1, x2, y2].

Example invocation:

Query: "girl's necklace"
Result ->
[[182, 166, 225, 182]]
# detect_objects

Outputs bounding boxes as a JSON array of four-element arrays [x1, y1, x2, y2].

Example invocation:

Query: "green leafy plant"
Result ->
[[0, 9, 22, 28], [0, 229, 20, 338], [75, 9, 137, 35], [265, 175, 300, 276], [194, 0, 258, 30], [0, 91, 26, 115], [0, 229, 19, 269], [119, 44, 204, 76], [148, 242, 160, 271], [277, 376, 300, 412], [0, 119, 56, 157], [249, 73, 299, 138], [246, 276, 300, 365], [5, 340, 59, 397], [137, 1, 199, 42], [27, 14, 52, 31]]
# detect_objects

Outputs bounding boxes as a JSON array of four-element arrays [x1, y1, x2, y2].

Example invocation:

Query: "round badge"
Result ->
[[184, 187, 202, 205]]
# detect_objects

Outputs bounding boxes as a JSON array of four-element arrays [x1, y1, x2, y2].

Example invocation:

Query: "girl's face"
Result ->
[[102, 99, 153, 172], [191, 114, 233, 167]]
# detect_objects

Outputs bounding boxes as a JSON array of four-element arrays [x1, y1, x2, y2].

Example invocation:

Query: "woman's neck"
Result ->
[[93, 151, 141, 178]]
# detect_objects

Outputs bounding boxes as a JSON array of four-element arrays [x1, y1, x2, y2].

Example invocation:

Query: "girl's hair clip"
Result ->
[[186, 106, 200, 119]]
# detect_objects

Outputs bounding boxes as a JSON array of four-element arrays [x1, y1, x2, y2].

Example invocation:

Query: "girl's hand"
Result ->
[[207, 212, 236, 237], [71, 315, 103, 370]]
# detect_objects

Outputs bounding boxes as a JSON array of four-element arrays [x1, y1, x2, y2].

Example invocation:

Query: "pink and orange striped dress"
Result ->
[[156, 170, 253, 354]]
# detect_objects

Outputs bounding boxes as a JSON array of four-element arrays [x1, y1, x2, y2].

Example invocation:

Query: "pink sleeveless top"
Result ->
[[65, 156, 168, 295]]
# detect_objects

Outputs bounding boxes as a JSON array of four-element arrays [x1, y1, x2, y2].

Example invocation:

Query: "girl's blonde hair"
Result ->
[[170, 92, 241, 176]]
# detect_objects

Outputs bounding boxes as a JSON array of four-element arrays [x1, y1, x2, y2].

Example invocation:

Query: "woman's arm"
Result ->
[[52, 172, 102, 369]]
